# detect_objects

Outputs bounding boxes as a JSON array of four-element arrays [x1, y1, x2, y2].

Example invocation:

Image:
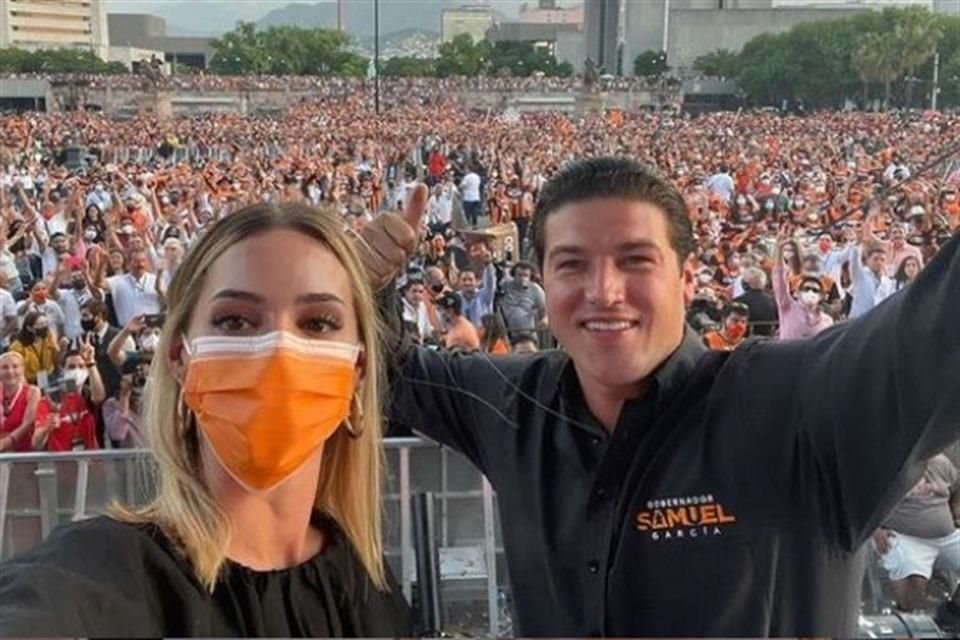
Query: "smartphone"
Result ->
[[143, 313, 166, 328], [64, 378, 78, 394], [47, 385, 63, 406]]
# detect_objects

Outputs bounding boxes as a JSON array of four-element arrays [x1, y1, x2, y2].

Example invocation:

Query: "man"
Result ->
[[866, 221, 924, 278], [436, 292, 480, 351], [0, 272, 18, 350], [96, 249, 160, 328], [47, 257, 94, 342], [456, 266, 496, 329], [705, 164, 735, 203], [873, 454, 960, 633], [32, 344, 105, 452], [732, 267, 777, 337], [702, 302, 749, 351], [17, 280, 66, 338], [399, 279, 435, 343], [848, 220, 897, 320], [80, 299, 130, 401], [499, 262, 547, 337], [361, 158, 959, 635], [461, 167, 482, 228]]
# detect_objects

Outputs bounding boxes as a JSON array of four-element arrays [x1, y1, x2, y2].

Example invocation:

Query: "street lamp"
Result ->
[[374, 0, 380, 114]]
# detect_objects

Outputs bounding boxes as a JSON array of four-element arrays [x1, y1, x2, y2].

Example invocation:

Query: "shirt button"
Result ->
[[588, 560, 599, 574], [592, 437, 602, 446]]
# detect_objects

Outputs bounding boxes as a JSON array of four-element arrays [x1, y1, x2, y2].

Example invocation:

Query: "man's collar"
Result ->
[[649, 326, 708, 402], [558, 325, 708, 413]]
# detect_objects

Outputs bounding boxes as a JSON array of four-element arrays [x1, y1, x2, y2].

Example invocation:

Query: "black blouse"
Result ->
[[0, 514, 411, 637]]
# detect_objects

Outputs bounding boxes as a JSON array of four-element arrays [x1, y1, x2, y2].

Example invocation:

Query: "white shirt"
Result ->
[[106, 273, 161, 327], [55, 287, 93, 341], [0, 288, 17, 348], [461, 172, 481, 203], [849, 246, 897, 319], [706, 172, 735, 202]]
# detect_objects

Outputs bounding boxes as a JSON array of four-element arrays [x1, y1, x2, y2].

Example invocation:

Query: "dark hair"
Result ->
[[16, 311, 43, 345], [894, 255, 921, 286], [438, 293, 463, 315], [480, 313, 508, 352], [532, 157, 694, 268], [510, 261, 536, 278], [721, 302, 750, 320], [81, 299, 109, 320], [510, 331, 539, 348], [797, 275, 823, 292]]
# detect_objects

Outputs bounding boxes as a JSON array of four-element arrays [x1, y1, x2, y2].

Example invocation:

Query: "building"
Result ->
[[107, 14, 214, 70], [773, 0, 933, 6], [441, 5, 495, 44], [518, 0, 584, 25], [585, 0, 870, 75], [0, 0, 109, 59]]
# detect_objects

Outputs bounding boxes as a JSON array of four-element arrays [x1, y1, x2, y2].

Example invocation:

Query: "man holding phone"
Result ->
[[32, 339, 105, 452]]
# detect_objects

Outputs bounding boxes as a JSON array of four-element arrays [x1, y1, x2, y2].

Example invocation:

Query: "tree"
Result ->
[[890, 6, 943, 107], [381, 56, 436, 77], [0, 47, 126, 74], [633, 49, 668, 77], [435, 34, 490, 77], [693, 49, 738, 79], [209, 22, 363, 76]]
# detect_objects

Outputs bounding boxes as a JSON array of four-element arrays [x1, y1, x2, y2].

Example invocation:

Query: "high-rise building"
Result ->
[[441, 5, 495, 43], [0, 0, 109, 58]]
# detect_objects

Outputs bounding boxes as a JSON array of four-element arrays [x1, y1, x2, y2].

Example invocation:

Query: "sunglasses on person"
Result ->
[[799, 286, 822, 295]]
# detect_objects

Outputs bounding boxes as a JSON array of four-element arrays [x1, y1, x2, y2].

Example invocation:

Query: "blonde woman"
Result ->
[[0, 202, 411, 636]]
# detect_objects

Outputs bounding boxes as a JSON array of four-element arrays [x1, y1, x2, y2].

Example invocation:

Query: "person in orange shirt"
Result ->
[[702, 302, 750, 352], [436, 293, 480, 351], [480, 314, 511, 355]]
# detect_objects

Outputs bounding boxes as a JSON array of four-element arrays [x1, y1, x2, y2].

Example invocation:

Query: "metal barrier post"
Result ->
[[400, 445, 413, 601], [72, 459, 90, 521], [0, 462, 10, 555], [482, 477, 499, 637], [35, 462, 58, 538], [440, 447, 449, 547], [412, 492, 443, 636]]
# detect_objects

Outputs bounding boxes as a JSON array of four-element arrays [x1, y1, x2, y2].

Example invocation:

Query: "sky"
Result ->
[[105, 0, 532, 36]]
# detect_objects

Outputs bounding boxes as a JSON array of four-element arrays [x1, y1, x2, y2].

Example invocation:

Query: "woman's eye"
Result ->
[[212, 315, 255, 333], [301, 315, 342, 334]]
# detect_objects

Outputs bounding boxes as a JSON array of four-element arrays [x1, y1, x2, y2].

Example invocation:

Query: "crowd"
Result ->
[[0, 91, 959, 628], [1, 72, 669, 95]]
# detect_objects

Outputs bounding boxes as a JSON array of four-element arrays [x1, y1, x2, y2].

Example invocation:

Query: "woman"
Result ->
[[0, 352, 42, 452], [480, 313, 510, 355], [894, 255, 921, 291], [9, 311, 59, 386], [0, 202, 411, 636]]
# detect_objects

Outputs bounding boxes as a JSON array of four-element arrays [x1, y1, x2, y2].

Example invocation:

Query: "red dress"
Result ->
[[1, 384, 36, 452]]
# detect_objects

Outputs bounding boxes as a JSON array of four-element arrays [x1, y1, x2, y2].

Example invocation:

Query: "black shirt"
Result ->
[[0, 515, 411, 637], [387, 233, 960, 636], [733, 288, 779, 336]]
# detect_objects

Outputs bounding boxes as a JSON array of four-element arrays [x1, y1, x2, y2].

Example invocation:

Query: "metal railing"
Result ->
[[0, 438, 509, 637]]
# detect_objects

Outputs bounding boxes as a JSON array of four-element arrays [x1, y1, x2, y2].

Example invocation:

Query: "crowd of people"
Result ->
[[0, 83, 959, 630], [2, 71, 673, 99]]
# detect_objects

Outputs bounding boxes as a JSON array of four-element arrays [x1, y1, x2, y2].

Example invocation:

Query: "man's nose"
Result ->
[[586, 261, 625, 307]]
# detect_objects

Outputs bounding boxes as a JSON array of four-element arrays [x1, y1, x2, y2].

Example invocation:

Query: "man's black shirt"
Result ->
[[733, 287, 779, 337], [387, 233, 960, 637]]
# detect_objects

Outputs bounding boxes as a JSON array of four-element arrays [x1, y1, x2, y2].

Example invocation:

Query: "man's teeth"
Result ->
[[584, 321, 633, 331]]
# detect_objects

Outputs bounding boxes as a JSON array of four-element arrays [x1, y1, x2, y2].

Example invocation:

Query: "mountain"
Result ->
[[256, 1, 524, 38]]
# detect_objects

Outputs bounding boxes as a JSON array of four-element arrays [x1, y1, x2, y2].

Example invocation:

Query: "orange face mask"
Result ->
[[183, 332, 360, 492]]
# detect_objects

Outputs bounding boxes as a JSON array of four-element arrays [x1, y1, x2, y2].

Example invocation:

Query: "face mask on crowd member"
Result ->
[[512, 264, 534, 288], [30, 282, 48, 306], [721, 304, 749, 342], [796, 277, 824, 310]]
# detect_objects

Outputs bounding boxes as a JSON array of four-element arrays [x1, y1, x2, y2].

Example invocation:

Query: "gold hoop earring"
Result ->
[[344, 391, 364, 438], [177, 388, 194, 435]]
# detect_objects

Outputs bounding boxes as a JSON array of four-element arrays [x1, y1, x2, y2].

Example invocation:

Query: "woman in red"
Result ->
[[0, 351, 41, 452]]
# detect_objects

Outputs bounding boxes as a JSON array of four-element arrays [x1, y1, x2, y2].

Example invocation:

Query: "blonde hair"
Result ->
[[113, 202, 387, 591]]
